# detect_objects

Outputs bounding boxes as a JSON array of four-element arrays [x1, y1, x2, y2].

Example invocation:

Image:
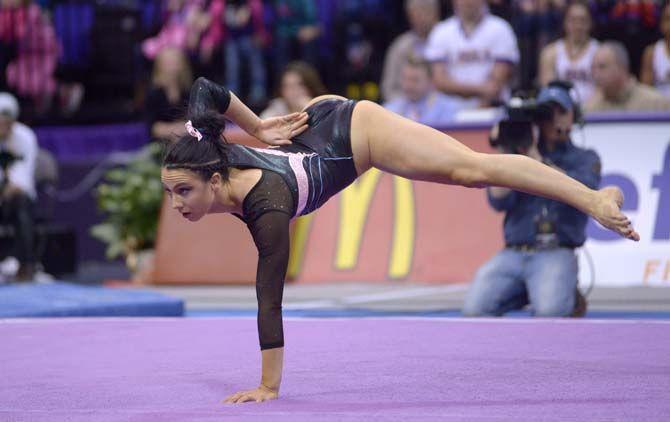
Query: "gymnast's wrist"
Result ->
[[250, 117, 264, 139], [260, 382, 280, 393]]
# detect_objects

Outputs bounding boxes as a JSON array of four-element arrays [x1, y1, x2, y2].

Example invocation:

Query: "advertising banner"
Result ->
[[152, 119, 670, 287]]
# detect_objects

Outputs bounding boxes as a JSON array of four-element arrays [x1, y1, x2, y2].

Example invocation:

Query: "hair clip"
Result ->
[[185, 120, 203, 141]]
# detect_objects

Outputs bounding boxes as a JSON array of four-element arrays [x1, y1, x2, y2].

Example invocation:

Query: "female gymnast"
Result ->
[[161, 77, 639, 404]]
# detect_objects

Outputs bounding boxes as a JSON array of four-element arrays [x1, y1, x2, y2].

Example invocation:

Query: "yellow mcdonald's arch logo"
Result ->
[[287, 169, 415, 279]]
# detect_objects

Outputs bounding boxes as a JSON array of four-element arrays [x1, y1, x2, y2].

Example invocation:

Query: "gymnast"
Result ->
[[161, 77, 639, 404]]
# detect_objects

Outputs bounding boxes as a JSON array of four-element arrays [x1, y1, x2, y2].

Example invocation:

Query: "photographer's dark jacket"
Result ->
[[488, 140, 601, 248]]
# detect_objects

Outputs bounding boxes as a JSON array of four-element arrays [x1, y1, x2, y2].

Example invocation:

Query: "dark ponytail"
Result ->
[[162, 77, 232, 181]]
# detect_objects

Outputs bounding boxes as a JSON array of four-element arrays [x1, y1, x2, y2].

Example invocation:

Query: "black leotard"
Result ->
[[190, 78, 359, 350]]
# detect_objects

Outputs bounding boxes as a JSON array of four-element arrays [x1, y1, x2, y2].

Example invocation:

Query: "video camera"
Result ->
[[489, 97, 552, 153], [490, 80, 580, 153]]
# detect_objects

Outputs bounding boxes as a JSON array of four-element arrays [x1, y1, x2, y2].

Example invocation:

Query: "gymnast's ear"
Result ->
[[209, 172, 223, 189]]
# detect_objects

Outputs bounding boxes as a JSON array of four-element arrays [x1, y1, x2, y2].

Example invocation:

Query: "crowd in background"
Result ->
[[0, 0, 668, 286], [0, 0, 669, 130]]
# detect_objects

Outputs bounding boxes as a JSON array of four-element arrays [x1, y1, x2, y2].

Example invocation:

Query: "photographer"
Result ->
[[0, 92, 37, 281], [463, 81, 601, 317]]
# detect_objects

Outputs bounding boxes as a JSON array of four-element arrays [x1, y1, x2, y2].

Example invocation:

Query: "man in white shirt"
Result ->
[[425, 0, 519, 112], [0, 92, 38, 281]]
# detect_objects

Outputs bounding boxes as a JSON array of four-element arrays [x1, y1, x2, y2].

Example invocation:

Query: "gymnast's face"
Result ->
[[161, 168, 220, 222]]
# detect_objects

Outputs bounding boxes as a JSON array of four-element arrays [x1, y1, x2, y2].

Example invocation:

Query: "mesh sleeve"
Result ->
[[188, 77, 231, 116], [248, 211, 291, 350], [242, 170, 295, 350]]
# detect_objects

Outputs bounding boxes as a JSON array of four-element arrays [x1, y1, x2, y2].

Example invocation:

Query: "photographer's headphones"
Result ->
[[537, 79, 584, 128]]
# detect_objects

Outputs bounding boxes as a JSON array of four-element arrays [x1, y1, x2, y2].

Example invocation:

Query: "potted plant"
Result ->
[[90, 143, 164, 281]]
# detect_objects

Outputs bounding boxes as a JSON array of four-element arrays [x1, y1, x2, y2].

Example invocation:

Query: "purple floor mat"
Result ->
[[1, 317, 669, 421]]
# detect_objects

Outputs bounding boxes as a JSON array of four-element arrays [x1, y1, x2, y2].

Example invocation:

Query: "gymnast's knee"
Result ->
[[450, 156, 489, 188]]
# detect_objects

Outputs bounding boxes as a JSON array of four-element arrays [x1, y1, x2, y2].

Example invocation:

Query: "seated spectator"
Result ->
[[0, 0, 59, 115], [0, 92, 37, 281], [590, 0, 660, 76], [272, 0, 321, 73], [261, 61, 327, 118], [640, 1, 670, 100], [463, 82, 597, 318], [539, 0, 599, 103], [383, 58, 456, 127], [144, 47, 192, 141], [425, 0, 519, 111], [586, 41, 670, 112], [380, 0, 441, 102], [223, 0, 268, 104]]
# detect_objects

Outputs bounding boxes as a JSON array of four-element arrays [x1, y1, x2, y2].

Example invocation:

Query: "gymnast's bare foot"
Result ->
[[592, 186, 640, 241], [223, 384, 278, 404]]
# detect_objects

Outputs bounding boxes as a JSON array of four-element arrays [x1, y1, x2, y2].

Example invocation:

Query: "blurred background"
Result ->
[[0, 0, 669, 319]]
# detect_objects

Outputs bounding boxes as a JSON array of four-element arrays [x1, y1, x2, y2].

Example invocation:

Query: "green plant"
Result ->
[[91, 143, 164, 260]]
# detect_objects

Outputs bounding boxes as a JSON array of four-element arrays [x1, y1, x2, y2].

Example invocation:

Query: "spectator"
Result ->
[[539, 0, 599, 103], [272, 0, 321, 73], [141, 0, 212, 61], [383, 58, 456, 126], [0, 92, 37, 281], [586, 41, 670, 112], [380, 0, 441, 102], [640, 1, 670, 100], [260, 61, 327, 118], [331, 0, 397, 101], [198, 0, 225, 66], [144, 47, 191, 141], [463, 82, 598, 318], [512, 0, 567, 89], [223, 0, 269, 104], [425, 0, 520, 112], [590, 0, 660, 76], [0, 0, 60, 116]]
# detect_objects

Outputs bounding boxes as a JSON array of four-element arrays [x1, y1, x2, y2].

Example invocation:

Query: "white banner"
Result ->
[[576, 121, 670, 287]]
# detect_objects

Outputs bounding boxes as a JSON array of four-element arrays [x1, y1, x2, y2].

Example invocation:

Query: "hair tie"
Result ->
[[185, 120, 203, 141]]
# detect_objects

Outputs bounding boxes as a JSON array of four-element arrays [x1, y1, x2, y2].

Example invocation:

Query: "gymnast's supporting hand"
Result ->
[[223, 348, 283, 404]]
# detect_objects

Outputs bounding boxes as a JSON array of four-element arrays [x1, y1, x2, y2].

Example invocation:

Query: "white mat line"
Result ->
[[283, 284, 469, 310], [2, 316, 670, 325]]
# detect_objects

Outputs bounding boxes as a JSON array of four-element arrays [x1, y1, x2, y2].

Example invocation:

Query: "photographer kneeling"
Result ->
[[463, 81, 600, 317], [0, 93, 37, 281]]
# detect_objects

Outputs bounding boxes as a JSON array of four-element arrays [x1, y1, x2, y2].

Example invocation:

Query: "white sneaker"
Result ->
[[0, 256, 19, 278], [34, 271, 55, 284]]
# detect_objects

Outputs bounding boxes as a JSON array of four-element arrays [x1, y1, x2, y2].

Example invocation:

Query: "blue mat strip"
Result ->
[[0, 282, 184, 317]]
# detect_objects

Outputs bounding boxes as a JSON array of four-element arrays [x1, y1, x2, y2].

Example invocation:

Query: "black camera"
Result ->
[[489, 98, 547, 153], [0, 149, 19, 170], [491, 80, 579, 153], [489, 98, 538, 153]]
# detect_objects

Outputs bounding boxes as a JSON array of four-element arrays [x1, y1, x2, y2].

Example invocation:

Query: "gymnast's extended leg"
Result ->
[[348, 100, 638, 241]]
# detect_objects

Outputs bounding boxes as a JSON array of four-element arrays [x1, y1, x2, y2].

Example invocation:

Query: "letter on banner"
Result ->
[[335, 169, 415, 279]]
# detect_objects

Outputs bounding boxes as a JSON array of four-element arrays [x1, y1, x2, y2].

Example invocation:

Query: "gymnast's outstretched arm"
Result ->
[[188, 77, 309, 145]]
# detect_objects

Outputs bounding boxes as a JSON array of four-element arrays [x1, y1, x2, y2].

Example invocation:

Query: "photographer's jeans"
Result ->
[[462, 248, 578, 317]]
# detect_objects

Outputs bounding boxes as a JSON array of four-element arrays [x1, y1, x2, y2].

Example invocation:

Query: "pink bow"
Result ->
[[185, 120, 203, 141]]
